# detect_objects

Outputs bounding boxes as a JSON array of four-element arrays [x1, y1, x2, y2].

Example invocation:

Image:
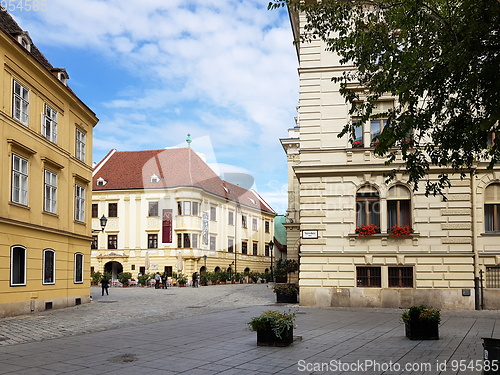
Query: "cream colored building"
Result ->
[[0, 10, 98, 317], [91, 148, 276, 279], [281, 8, 500, 310]]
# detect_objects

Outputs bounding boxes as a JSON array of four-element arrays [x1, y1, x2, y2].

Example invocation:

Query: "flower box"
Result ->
[[405, 321, 439, 340], [352, 141, 363, 148], [257, 325, 293, 347], [356, 224, 380, 237]]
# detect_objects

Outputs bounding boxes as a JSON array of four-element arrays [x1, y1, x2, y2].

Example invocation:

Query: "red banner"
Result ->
[[162, 209, 172, 243]]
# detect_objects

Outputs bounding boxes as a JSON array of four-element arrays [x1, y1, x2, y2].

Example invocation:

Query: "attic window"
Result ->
[[57, 71, 69, 86], [97, 177, 106, 186], [151, 174, 160, 183], [17, 33, 32, 52], [248, 198, 256, 205]]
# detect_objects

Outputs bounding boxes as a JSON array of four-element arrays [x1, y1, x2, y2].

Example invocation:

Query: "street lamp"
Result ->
[[92, 215, 107, 233], [269, 240, 274, 282]]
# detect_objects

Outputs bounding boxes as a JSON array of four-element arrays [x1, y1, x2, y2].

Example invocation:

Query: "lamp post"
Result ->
[[92, 215, 107, 233], [269, 240, 274, 282]]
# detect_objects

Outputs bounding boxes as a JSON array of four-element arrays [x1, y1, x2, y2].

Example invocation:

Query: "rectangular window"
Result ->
[[108, 235, 117, 249], [148, 201, 158, 217], [265, 244, 269, 257], [12, 154, 28, 205], [210, 236, 216, 251], [242, 242, 248, 255], [75, 185, 85, 222], [229, 211, 234, 225], [353, 118, 363, 146], [76, 129, 86, 162], [184, 201, 191, 216], [177, 201, 182, 215], [108, 202, 118, 217], [148, 234, 158, 249], [192, 202, 199, 216], [74, 253, 83, 283], [253, 243, 258, 256], [388, 267, 413, 288], [242, 215, 247, 228], [265, 221, 270, 233], [183, 233, 191, 248], [210, 206, 216, 221], [165, 266, 173, 277], [43, 249, 55, 284], [252, 218, 257, 231], [177, 233, 182, 248], [42, 104, 57, 143], [131, 265, 135, 270], [91, 235, 98, 250], [13, 80, 29, 126], [192, 233, 198, 248], [11, 246, 26, 286], [370, 119, 387, 146], [356, 267, 381, 287], [44, 170, 57, 214], [486, 267, 500, 288], [228, 238, 234, 253], [92, 204, 98, 218]]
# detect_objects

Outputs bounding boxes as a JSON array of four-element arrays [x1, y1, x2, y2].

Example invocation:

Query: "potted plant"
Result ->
[[200, 272, 208, 286], [389, 224, 413, 238], [91, 271, 102, 286], [219, 270, 228, 284], [401, 305, 440, 340], [355, 223, 380, 237], [177, 273, 187, 287], [248, 310, 296, 347], [209, 271, 218, 285], [352, 140, 362, 148], [117, 272, 132, 287], [138, 274, 149, 287], [273, 283, 299, 303]]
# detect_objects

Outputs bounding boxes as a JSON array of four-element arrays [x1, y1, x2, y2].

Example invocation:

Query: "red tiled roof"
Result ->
[[92, 148, 276, 215]]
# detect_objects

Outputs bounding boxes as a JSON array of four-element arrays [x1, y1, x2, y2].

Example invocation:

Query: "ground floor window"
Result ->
[[388, 267, 413, 287], [486, 267, 500, 288], [356, 267, 381, 287], [74, 253, 83, 283], [43, 249, 55, 284], [11, 245, 26, 286]]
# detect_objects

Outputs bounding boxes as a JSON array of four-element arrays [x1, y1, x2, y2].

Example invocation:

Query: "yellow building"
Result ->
[[281, 7, 500, 310], [0, 10, 98, 317], [91, 148, 276, 280]]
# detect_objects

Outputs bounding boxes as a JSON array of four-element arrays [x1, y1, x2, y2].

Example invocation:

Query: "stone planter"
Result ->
[[405, 321, 439, 340], [276, 291, 298, 304], [178, 284, 185, 287], [257, 326, 293, 347]]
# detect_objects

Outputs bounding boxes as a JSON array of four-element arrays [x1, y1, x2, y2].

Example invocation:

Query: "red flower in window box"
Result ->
[[389, 224, 413, 238], [352, 141, 362, 148], [355, 224, 380, 237], [371, 141, 379, 147]]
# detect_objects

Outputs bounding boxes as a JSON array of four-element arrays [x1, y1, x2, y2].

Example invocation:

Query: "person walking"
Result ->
[[101, 275, 109, 296], [154, 272, 161, 289], [161, 272, 167, 289], [192, 272, 198, 288]]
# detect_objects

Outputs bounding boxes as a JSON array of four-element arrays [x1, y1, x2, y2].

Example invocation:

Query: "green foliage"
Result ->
[[270, 0, 500, 197], [117, 272, 132, 286], [218, 270, 228, 281], [91, 271, 102, 284], [103, 272, 112, 281], [207, 271, 218, 283], [273, 284, 299, 295], [172, 272, 178, 280], [401, 305, 441, 324], [138, 274, 149, 286], [248, 310, 296, 339], [177, 273, 188, 284], [200, 272, 208, 284]]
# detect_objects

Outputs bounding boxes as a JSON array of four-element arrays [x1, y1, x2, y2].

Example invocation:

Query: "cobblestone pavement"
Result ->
[[0, 283, 276, 346]]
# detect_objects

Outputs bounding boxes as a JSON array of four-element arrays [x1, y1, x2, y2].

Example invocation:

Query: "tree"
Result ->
[[270, 0, 500, 196]]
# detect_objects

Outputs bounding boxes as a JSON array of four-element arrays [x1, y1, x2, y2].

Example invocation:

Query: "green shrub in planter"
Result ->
[[91, 271, 102, 285], [117, 272, 132, 286], [138, 274, 149, 286], [177, 273, 188, 285]]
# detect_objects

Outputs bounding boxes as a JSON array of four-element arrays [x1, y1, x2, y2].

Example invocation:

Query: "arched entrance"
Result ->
[[200, 266, 206, 273], [104, 261, 123, 281]]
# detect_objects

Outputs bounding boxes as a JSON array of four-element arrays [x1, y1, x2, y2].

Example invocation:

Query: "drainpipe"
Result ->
[[471, 168, 480, 310]]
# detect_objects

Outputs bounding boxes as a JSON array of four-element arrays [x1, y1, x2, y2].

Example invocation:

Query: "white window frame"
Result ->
[[44, 170, 57, 214], [12, 154, 28, 205], [74, 253, 84, 284], [184, 201, 191, 216], [42, 104, 57, 143], [76, 129, 86, 162], [43, 249, 55, 285], [13, 80, 29, 126], [75, 184, 85, 222], [10, 245, 26, 286]]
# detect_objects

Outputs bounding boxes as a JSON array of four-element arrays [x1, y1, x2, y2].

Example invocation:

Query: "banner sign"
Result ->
[[202, 211, 209, 246]]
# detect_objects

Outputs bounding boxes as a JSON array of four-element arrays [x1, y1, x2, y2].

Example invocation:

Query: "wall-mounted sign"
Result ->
[[302, 230, 318, 239]]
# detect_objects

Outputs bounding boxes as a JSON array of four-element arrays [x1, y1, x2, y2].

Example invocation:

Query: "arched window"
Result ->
[[485, 184, 500, 232], [387, 185, 411, 229], [356, 186, 380, 228], [74, 253, 84, 284], [11, 245, 26, 286], [43, 249, 55, 285]]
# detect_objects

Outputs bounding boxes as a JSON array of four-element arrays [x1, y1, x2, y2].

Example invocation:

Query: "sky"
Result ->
[[9, 0, 299, 214]]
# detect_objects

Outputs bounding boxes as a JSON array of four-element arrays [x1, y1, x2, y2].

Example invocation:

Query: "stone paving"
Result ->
[[0, 284, 500, 374]]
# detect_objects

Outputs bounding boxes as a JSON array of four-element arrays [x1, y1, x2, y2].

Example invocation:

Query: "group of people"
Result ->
[[154, 272, 168, 289], [100, 271, 200, 294]]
